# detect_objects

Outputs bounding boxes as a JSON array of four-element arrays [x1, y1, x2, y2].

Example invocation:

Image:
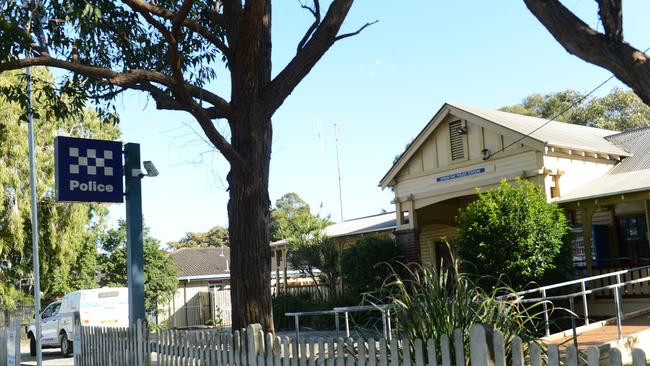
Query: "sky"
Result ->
[[106, 1, 650, 245]]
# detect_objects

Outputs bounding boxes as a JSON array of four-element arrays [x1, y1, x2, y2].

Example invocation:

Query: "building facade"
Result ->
[[379, 103, 650, 277]]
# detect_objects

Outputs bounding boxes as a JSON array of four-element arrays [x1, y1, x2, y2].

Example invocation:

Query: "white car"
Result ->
[[27, 287, 129, 357]]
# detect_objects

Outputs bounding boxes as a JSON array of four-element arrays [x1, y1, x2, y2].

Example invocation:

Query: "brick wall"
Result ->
[[394, 228, 421, 263]]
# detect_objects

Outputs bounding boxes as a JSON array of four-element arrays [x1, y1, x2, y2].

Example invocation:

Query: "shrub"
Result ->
[[340, 236, 402, 298], [456, 178, 572, 290], [377, 259, 550, 361]]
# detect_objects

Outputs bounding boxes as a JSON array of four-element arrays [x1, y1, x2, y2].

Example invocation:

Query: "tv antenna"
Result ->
[[318, 122, 344, 222]]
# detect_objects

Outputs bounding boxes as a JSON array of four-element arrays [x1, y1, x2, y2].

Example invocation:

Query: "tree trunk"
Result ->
[[227, 108, 274, 332]]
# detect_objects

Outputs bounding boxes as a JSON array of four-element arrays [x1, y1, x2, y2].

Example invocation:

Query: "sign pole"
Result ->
[[124, 143, 145, 325], [26, 64, 43, 366]]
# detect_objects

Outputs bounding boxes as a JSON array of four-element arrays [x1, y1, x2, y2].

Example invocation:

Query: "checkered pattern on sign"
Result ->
[[68, 147, 114, 176]]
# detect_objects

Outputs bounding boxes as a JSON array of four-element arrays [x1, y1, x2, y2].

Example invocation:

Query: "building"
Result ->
[[379, 103, 650, 277], [159, 247, 232, 327], [270, 212, 396, 294]]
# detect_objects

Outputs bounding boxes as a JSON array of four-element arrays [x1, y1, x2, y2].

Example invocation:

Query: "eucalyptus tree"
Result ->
[[0, 69, 119, 304], [0, 0, 369, 330]]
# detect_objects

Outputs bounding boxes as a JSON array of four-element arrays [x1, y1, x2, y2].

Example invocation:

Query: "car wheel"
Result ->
[[29, 334, 36, 357], [60, 332, 73, 358]]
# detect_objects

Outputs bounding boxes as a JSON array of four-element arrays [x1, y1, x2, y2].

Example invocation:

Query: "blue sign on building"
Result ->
[[436, 167, 486, 182], [55, 136, 124, 203]]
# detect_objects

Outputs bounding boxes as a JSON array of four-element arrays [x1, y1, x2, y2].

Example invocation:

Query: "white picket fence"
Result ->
[[74, 321, 650, 366]]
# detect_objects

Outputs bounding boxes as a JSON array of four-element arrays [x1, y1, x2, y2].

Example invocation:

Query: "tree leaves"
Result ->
[[456, 179, 572, 291], [500, 88, 650, 131], [0, 68, 120, 305]]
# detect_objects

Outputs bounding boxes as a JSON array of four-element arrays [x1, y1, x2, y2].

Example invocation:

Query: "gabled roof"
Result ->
[[169, 247, 230, 279], [379, 103, 629, 188], [270, 212, 396, 248], [558, 127, 650, 203]]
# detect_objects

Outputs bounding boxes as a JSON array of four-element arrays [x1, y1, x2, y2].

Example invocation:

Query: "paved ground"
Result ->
[[550, 313, 650, 349], [19, 343, 74, 366]]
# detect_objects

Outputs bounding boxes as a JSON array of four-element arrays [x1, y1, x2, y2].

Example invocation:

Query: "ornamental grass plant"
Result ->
[[371, 252, 555, 361]]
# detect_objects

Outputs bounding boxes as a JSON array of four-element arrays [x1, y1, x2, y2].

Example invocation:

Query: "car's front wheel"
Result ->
[[29, 333, 36, 357], [60, 332, 73, 358]]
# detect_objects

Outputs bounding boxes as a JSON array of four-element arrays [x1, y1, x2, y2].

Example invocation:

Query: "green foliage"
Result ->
[[168, 225, 229, 249], [0, 69, 119, 305], [340, 236, 402, 297], [0, 0, 225, 123], [98, 220, 179, 316], [288, 238, 340, 300], [500, 88, 650, 131], [456, 179, 572, 290], [270, 192, 314, 241], [379, 261, 549, 360]]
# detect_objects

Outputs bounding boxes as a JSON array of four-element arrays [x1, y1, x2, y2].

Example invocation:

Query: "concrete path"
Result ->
[[19, 343, 74, 366], [550, 313, 650, 349]]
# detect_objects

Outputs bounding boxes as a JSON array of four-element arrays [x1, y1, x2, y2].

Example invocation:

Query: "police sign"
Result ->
[[55, 136, 123, 203]]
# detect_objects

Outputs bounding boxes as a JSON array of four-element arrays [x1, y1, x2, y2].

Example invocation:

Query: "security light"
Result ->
[[143, 161, 159, 177]]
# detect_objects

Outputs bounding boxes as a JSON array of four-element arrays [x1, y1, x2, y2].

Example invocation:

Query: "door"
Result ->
[[617, 215, 649, 264], [40, 302, 61, 345]]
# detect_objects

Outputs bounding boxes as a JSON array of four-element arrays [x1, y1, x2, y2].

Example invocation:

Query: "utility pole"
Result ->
[[319, 123, 344, 222]]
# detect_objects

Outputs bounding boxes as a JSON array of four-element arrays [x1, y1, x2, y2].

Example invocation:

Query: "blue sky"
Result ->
[[107, 1, 650, 244]]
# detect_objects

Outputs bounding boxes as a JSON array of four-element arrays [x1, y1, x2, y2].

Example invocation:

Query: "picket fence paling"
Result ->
[[74, 322, 650, 366]]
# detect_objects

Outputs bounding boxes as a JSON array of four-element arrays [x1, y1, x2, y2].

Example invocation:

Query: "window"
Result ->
[[449, 120, 466, 161]]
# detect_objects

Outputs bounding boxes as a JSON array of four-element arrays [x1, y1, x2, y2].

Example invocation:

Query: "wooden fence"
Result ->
[[74, 321, 650, 366]]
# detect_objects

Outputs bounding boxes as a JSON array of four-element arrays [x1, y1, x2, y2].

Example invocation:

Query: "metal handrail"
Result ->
[[511, 264, 650, 297], [285, 304, 392, 340], [501, 265, 650, 346]]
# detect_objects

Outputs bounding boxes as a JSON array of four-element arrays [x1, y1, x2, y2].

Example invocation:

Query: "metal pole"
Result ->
[[294, 315, 300, 340], [26, 62, 43, 366], [387, 309, 392, 340], [381, 311, 387, 339], [344, 311, 350, 338], [580, 281, 590, 325], [333, 123, 344, 222], [569, 297, 578, 350], [614, 274, 623, 340], [542, 289, 550, 337], [124, 143, 145, 325], [335, 312, 340, 338]]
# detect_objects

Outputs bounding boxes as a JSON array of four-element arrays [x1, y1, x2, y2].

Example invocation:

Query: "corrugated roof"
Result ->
[[323, 212, 396, 238], [270, 212, 396, 247], [169, 247, 230, 277], [450, 104, 629, 156], [557, 127, 650, 203], [606, 127, 650, 174], [556, 169, 650, 203]]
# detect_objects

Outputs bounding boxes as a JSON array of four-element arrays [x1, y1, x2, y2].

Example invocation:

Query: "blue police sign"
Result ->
[[55, 136, 124, 203]]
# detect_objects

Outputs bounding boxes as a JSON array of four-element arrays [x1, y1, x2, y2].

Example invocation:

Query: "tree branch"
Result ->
[[263, 0, 362, 115], [335, 20, 378, 41], [122, 0, 230, 57], [597, 0, 623, 42], [523, 0, 650, 105], [172, 0, 194, 38], [296, 0, 321, 52]]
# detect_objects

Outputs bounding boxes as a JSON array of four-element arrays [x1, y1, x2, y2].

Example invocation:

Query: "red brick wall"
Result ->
[[395, 228, 421, 263]]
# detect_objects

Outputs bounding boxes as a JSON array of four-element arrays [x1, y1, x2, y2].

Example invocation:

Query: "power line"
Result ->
[[493, 44, 650, 159]]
